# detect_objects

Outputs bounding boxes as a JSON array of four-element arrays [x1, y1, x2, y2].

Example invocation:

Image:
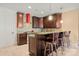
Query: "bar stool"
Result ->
[[64, 31, 71, 48], [58, 32, 64, 55], [43, 34, 53, 56], [44, 41, 53, 56], [53, 32, 59, 55], [44, 33, 59, 56]]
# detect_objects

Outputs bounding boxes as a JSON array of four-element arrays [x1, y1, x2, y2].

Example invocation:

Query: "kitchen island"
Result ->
[[28, 31, 69, 56]]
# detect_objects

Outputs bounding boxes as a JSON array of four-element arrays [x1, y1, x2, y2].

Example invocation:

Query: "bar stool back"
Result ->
[[64, 31, 71, 48], [58, 32, 64, 55], [53, 32, 59, 55], [44, 32, 59, 56], [44, 34, 53, 56]]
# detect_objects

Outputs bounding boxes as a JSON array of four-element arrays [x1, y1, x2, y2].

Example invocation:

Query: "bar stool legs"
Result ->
[[53, 33, 59, 56], [58, 38, 64, 55], [44, 42, 53, 56], [54, 43, 58, 56], [44, 42, 48, 56], [61, 39, 64, 55]]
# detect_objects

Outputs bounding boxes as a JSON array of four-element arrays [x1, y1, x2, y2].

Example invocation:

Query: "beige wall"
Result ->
[[62, 9, 79, 45]]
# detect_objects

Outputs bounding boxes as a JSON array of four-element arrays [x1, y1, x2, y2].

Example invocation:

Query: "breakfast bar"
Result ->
[[28, 31, 71, 56]]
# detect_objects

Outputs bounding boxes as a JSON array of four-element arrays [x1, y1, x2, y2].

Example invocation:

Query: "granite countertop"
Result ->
[[27, 30, 65, 35], [35, 31, 65, 35]]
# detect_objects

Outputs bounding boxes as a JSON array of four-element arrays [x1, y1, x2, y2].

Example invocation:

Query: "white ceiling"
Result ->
[[0, 3, 79, 17]]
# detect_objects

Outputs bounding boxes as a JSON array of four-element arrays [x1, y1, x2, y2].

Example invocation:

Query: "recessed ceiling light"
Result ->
[[28, 6, 32, 9], [41, 11, 44, 14], [48, 15, 53, 21]]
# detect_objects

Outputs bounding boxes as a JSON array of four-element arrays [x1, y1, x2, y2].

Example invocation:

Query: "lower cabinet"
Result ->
[[29, 36, 37, 55], [29, 35, 44, 56], [17, 32, 27, 45]]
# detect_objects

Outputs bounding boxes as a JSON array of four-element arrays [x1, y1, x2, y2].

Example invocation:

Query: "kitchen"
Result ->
[[0, 3, 79, 56]]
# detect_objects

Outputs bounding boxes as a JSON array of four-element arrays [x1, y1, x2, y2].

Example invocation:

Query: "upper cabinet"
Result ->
[[17, 12, 24, 28], [32, 16, 43, 28], [43, 15, 55, 28], [32, 13, 62, 28], [43, 13, 62, 28], [55, 13, 62, 28]]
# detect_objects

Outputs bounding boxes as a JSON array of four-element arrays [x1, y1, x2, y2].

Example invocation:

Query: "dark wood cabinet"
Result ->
[[43, 13, 62, 28], [32, 13, 62, 28], [43, 15, 56, 28], [17, 12, 24, 28], [29, 35, 44, 56], [54, 13, 62, 28], [32, 16, 40, 28], [32, 16, 43, 28], [29, 36, 37, 55], [17, 32, 27, 45]]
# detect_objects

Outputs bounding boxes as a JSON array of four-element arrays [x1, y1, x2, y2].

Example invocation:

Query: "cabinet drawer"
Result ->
[[17, 32, 27, 45]]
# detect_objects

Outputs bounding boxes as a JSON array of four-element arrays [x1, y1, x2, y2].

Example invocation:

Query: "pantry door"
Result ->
[[0, 8, 17, 48]]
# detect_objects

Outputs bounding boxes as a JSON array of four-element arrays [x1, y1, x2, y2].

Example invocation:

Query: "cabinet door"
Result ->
[[43, 13, 62, 28], [32, 16, 43, 28], [0, 9, 17, 48], [55, 13, 62, 28], [17, 33, 27, 45], [43, 16, 56, 28], [39, 18, 43, 28], [17, 12, 23, 28], [29, 36, 37, 55]]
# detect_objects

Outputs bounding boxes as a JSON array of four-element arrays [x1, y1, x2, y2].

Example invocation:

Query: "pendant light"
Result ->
[[48, 4, 53, 21]]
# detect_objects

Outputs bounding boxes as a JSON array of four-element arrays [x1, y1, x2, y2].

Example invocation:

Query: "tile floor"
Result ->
[[0, 44, 29, 56], [0, 44, 79, 56]]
